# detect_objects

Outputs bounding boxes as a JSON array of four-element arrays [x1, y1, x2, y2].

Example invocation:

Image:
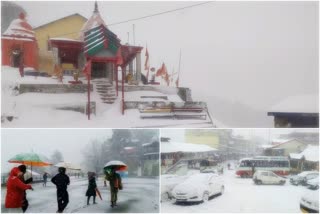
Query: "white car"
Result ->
[[253, 170, 286, 185], [171, 173, 224, 203], [307, 177, 319, 190], [300, 189, 319, 213], [161, 170, 198, 201], [290, 171, 319, 186]]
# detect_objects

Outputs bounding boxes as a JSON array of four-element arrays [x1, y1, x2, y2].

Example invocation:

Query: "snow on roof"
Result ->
[[301, 145, 319, 162], [2, 36, 34, 42], [3, 13, 35, 39], [50, 37, 82, 42], [272, 138, 293, 144], [290, 145, 319, 162], [269, 95, 319, 114], [271, 139, 302, 148], [161, 142, 216, 154], [289, 153, 303, 160], [79, 9, 106, 41], [261, 144, 273, 149]]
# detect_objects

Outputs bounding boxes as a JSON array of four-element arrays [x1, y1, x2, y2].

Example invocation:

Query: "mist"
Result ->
[[12, 1, 319, 127]]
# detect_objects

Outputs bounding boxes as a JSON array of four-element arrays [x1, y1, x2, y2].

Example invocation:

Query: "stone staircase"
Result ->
[[92, 79, 117, 104]]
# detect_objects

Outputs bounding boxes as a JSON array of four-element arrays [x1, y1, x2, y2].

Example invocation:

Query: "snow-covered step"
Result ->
[[99, 94, 116, 98]]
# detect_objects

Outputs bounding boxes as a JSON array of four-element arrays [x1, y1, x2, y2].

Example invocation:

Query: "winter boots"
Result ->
[[87, 196, 97, 205]]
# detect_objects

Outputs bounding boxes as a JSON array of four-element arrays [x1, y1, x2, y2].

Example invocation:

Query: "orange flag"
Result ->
[[144, 47, 150, 71], [175, 76, 179, 87]]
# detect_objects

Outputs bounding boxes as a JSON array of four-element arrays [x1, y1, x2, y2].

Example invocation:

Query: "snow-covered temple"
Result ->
[[1, 12, 38, 69]]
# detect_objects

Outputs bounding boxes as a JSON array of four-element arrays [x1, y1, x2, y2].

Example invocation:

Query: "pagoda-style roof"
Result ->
[[79, 1, 106, 41], [84, 24, 121, 57], [3, 12, 35, 40]]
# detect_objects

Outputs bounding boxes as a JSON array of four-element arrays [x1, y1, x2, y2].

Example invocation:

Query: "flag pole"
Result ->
[[87, 60, 91, 120], [177, 49, 182, 87]]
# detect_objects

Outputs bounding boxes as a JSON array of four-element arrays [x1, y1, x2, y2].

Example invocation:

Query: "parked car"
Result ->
[[171, 172, 224, 203], [300, 189, 319, 213], [161, 170, 198, 201], [253, 170, 286, 185], [307, 177, 319, 190], [290, 171, 319, 186]]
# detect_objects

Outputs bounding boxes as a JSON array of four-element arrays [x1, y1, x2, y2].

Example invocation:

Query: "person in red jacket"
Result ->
[[5, 167, 33, 213]]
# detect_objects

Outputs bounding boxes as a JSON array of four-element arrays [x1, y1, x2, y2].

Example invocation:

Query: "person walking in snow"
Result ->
[[43, 172, 48, 187], [86, 172, 97, 205], [251, 163, 256, 177], [105, 167, 122, 208], [5, 167, 33, 213], [51, 167, 70, 213]]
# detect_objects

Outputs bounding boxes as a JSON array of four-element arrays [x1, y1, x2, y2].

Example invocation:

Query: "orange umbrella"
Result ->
[[8, 152, 52, 176]]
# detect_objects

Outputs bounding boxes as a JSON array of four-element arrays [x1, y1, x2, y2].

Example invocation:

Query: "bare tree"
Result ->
[[83, 139, 106, 174], [1, 1, 26, 33], [50, 150, 64, 164]]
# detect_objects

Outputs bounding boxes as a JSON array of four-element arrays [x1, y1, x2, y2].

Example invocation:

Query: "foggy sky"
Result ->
[[10, 1, 319, 126], [1, 129, 112, 172], [161, 128, 320, 143]]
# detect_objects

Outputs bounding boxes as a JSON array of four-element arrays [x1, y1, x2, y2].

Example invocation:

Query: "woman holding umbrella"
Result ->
[[86, 172, 97, 205], [104, 161, 126, 208], [5, 167, 33, 213]]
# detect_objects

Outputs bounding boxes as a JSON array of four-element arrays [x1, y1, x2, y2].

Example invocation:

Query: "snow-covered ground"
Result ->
[[161, 168, 313, 213], [1, 66, 215, 128], [1, 177, 159, 213]]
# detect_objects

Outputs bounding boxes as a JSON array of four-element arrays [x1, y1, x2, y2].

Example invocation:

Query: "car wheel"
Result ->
[[202, 192, 209, 202], [256, 180, 262, 185], [279, 180, 285, 185], [161, 192, 170, 201]]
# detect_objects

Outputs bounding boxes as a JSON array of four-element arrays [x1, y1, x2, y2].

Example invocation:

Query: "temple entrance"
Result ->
[[11, 49, 22, 68], [91, 62, 107, 78]]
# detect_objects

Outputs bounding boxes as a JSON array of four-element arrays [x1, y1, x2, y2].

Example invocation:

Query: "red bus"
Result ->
[[236, 156, 290, 178]]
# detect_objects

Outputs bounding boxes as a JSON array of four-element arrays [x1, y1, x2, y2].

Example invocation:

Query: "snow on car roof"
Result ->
[[161, 142, 216, 153], [183, 173, 212, 184], [298, 171, 319, 177]]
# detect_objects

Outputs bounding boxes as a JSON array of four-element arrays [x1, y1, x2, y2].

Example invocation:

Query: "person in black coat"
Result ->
[[86, 172, 97, 205], [51, 167, 70, 213]]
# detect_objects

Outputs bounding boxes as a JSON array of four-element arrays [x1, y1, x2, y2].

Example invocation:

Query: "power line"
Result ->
[[36, 1, 213, 42], [108, 1, 213, 26]]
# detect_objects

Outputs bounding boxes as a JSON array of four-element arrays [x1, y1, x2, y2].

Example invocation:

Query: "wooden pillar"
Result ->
[[115, 63, 118, 97], [136, 51, 141, 83], [121, 66, 125, 115]]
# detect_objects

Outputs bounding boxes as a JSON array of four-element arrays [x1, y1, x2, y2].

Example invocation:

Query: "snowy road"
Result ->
[[161, 169, 314, 213], [1, 177, 159, 213]]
